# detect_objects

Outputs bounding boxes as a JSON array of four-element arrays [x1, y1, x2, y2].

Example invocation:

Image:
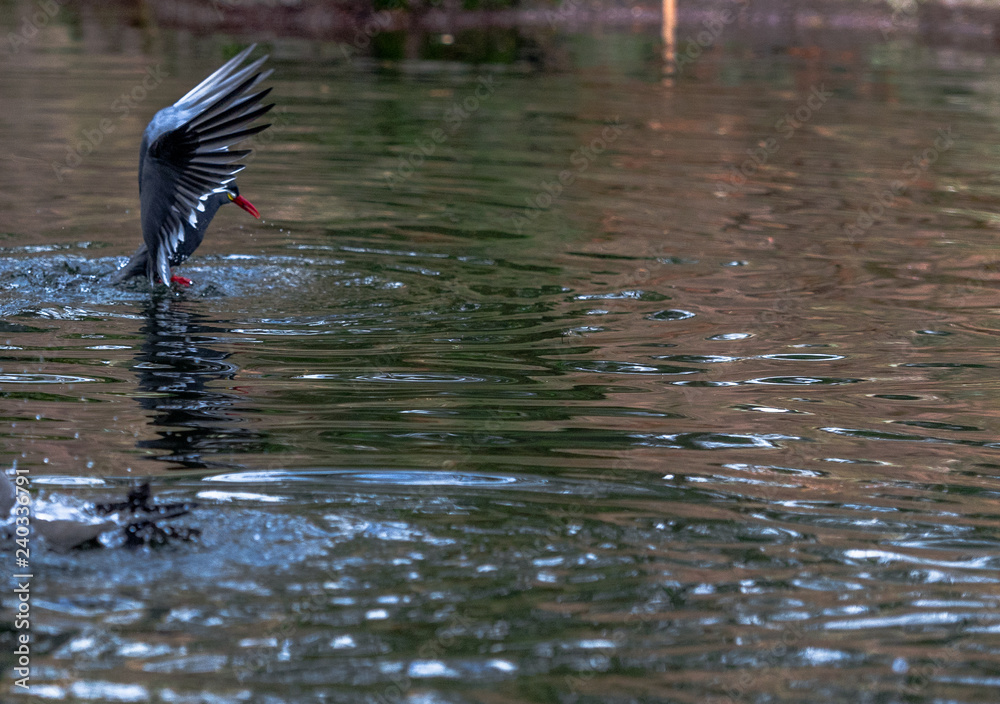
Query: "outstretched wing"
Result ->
[[140, 44, 274, 283]]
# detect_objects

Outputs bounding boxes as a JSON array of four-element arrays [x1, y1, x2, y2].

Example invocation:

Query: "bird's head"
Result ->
[[225, 185, 260, 219]]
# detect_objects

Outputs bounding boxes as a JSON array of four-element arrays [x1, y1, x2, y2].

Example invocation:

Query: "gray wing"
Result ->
[[140, 44, 274, 283]]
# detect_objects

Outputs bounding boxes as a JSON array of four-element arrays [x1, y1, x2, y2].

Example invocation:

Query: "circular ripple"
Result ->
[[648, 309, 695, 321]]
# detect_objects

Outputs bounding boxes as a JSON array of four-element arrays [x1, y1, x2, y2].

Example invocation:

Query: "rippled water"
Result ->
[[2, 24, 1000, 704]]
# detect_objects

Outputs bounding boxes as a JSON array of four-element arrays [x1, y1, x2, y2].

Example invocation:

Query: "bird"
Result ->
[[110, 44, 274, 287]]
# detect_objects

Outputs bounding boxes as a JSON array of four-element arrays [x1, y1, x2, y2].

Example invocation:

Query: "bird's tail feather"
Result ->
[[109, 244, 149, 284]]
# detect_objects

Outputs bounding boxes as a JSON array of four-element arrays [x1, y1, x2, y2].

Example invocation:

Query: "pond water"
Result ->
[[1, 24, 1000, 704]]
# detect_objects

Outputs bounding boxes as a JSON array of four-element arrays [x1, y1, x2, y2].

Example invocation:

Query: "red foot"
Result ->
[[170, 275, 193, 287]]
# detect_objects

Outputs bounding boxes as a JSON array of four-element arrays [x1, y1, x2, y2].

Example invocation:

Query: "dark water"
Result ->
[[1, 24, 1000, 704]]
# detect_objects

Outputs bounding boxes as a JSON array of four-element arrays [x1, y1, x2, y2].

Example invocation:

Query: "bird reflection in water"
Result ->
[[134, 298, 260, 469]]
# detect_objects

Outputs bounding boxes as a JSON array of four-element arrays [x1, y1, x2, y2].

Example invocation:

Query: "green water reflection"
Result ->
[[1, 15, 1000, 704]]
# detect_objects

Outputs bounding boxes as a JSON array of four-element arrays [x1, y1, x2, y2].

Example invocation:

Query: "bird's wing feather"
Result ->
[[173, 44, 257, 108], [140, 46, 274, 284]]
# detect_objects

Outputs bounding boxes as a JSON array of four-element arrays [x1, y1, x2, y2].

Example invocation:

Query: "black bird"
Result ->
[[111, 44, 274, 287]]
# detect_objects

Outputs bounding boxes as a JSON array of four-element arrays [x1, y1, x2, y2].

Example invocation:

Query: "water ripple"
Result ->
[[821, 427, 1000, 448], [632, 432, 801, 450], [204, 469, 528, 488], [570, 361, 701, 375], [748, 376, 867, 386], [647, 309, 696, 321], [295, 372, 504, 384], [0, 373, 97, 384]]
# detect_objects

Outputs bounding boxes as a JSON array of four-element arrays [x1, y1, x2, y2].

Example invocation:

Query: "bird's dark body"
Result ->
[[110, 45, 273, 286], [109, 192, 226, 282]]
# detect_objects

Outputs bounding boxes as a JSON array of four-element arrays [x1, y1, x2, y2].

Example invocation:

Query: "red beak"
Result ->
[[231, 194, 260, 219]]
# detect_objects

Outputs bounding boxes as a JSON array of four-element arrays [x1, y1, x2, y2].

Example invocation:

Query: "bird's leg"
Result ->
[[170, 274, 193, 287]]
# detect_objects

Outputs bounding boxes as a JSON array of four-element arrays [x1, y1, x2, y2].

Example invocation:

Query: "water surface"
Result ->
[[1, 25, 1000, 704]]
